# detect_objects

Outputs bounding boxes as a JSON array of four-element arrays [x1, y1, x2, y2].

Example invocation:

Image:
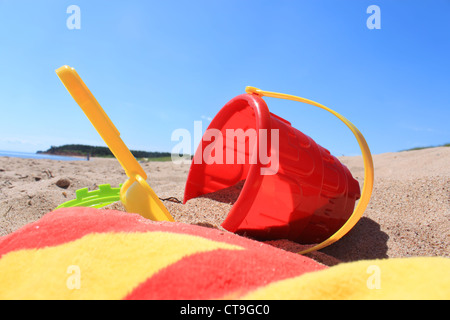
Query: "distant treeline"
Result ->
[[402, 143, 450, 152], [37, 144, 174, 159]]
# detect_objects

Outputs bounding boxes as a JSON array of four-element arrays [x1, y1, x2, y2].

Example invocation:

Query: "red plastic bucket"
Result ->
[[183, 93, 361, 244]]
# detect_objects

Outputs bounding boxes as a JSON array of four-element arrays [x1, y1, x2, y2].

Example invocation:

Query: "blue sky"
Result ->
[[0, 0, 449, 156]]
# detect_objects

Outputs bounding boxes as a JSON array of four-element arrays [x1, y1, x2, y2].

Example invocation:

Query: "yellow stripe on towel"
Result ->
[[241, 257, 450, 300], [0, 231, 242, 300]]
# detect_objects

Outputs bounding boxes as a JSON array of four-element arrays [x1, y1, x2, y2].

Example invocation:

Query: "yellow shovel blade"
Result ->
[[121, 175, 174, 222]]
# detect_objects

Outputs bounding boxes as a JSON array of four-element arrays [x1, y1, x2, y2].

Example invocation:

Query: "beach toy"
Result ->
[[56, 184, 121, 209], [55, 65, 173, 222], [184, 87, 374, 254]]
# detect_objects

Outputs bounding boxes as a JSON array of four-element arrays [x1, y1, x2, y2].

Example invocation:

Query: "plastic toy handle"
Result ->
[[56, 65, 147, 180], [245, 86, 374, 254]]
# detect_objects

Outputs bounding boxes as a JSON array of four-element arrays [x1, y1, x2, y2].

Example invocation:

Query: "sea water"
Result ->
[[0, 150, 86, 161]]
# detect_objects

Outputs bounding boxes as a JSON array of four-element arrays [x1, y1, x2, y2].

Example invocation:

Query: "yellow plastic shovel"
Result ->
[[56, 65, 174, 222]]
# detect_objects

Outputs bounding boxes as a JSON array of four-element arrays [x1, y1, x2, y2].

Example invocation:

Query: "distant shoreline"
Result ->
[[37, 151, 98, 158], [0, 150, 86, 161], [36, 144, 176, 160]]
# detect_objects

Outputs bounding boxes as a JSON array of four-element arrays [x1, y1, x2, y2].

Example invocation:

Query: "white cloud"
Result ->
[[407, 126, 435, 133], [201, 115, 212, 122]]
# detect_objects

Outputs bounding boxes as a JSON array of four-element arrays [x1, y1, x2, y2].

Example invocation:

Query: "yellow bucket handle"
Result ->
[[245, 86, 374, 254]]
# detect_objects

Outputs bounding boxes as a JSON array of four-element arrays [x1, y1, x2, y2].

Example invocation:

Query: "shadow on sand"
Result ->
[[320, 217, 389, 262]]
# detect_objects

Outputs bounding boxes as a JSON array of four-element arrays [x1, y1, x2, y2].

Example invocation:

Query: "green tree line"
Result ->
[[37, 144, 174, 159]]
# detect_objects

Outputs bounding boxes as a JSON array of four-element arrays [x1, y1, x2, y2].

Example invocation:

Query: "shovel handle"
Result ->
[[56, 65, 147, 180]]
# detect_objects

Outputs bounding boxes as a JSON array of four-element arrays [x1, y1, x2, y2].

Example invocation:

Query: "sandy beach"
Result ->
[[0, 147, 448, 266]]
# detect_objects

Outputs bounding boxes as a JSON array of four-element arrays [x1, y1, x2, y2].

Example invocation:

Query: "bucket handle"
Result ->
[[245, 87, 374, 255]]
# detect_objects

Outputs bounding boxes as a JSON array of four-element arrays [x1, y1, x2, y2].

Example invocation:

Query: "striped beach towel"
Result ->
[[0, 207, 448, 299]]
